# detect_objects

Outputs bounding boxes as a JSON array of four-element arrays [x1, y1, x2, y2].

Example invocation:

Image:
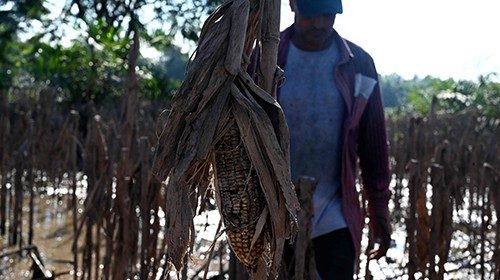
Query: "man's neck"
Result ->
[[291, 31, 335, 52]]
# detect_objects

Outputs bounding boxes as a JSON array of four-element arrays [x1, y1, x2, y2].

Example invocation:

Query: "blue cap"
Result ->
[[295, 0, 343, 16]]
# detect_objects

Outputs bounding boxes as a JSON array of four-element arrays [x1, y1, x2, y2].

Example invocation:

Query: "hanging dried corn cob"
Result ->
[[152, 0, 299, 278], [213, 120, 266, 267]]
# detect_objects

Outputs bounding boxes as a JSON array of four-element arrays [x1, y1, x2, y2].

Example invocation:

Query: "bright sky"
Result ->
[[280, 0, 500, 81], [17, 0, 499, 82]]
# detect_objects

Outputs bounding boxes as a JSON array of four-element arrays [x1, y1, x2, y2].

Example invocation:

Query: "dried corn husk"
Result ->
[[152, 0, 299, 278], [212, 119, 267, 268]]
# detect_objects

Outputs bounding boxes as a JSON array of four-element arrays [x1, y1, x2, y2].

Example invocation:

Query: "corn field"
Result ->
[[0, 4, 499, 275], [379, 104, 499, 280], [1, 84, 498, 280], [2, 0, 499, 277]]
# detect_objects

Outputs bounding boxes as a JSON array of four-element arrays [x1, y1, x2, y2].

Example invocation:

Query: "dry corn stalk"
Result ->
[[152, 0, 299, 278]]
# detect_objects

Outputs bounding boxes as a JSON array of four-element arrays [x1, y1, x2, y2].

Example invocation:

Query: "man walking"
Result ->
[[277, 0, 392, 278]]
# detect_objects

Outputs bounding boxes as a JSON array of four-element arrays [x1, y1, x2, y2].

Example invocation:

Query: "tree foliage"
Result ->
[[0, 0, 48, 89], [380, 73, 499, 118], [2, 0, 498, 115], [0, 0, 222, 104]]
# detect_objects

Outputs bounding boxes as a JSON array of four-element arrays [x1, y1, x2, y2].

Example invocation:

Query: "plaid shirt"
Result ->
[[276, 25, 391, 257]]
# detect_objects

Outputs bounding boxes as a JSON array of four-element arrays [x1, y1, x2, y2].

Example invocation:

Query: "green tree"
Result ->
[[470, 74, 499, 118], [379, 73, 410, 108], [139, 45, 188, 100], [0, 0, 48, 89], [383, 73, 500, 117], [1, 0, 223, 103]]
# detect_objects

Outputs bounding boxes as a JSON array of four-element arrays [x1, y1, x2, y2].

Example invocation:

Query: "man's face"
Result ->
[[294, 11, 336, 49]]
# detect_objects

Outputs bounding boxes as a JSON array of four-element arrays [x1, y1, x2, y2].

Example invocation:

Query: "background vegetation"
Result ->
[[2, 0, 498, 113], [0, 0, 498, 279]]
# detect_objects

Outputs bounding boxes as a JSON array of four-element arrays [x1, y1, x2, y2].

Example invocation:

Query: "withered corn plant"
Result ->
[[0, 90, 8, 238], [385, 104, 499, 280], [152, 0, 300, 278], [1, 78, 498, 280], [1, 3, 498, 280], [73, 31, 167, 280], [0, 33, 169, 279]]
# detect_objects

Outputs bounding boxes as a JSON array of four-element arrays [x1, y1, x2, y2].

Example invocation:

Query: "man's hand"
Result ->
[[368, 214, 392, 260]]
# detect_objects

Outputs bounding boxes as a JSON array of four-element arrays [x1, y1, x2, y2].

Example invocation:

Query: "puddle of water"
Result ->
[[1, 194, 76, 279], [1, 181, 496, 279]]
